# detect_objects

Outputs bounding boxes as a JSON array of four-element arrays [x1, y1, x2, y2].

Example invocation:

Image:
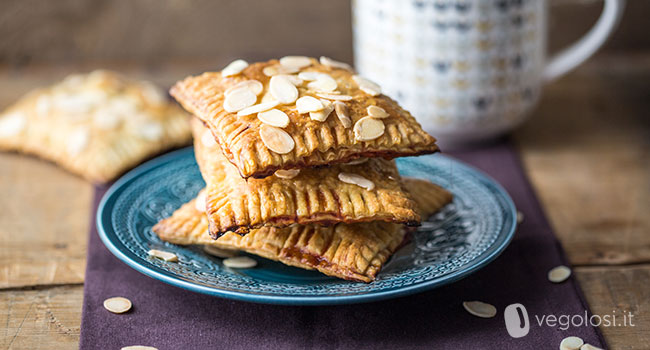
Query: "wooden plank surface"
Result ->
[[0, 54, 648, 348]]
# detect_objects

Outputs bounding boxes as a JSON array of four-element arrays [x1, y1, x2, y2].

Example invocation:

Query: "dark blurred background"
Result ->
[[0, 0, 647, 67]]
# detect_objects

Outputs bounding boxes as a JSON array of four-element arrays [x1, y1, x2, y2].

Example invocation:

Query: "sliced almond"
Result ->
[[307, 74, 337, 92], [103, 297, 132, 314], [320, 56, 353, 70], [279, 56, 312, 69], [580, 344, 603, 350], [298, 71, 321, 81], [367, 105, 389, 119], [263, 65, 300, 76], [138, 121, 164, 141], [516, 211, 524, 224], [309, 99, 334, 122], [0, 112, 27, 138], [121, 346, 158, 350], [316, 93, 353, 101], [548, 265, 571, 283], [276, 74, 303, 86], [354, 116, 385, 141], [269, 75, 299, 104], [274, 168, 301, 179], [194, 191, 207, 212], [225, 80, 263, 96], [462, 301, 497, 318], [258, 109, 290, 128], [333, 101, 352, 128], [221, 59, 248, 77], [223, 256, 257, 268], [66, 127, 90, 156], [353, 75, 381, 96], [338, 173, 375, 191], [259, 124, 295, 154], [346, 158, 368, 165], [296, 96, 323, 114], [237, 100, 279, 117], [560, 336, 584, 350], [203, 245, 238, 258], [147, 249, 178, 262], [201, 129, 217, 148], [223, 87, 257, 112]]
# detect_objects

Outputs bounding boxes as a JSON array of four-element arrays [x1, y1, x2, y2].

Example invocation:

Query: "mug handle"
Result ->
[[543, 0, 625, 82]]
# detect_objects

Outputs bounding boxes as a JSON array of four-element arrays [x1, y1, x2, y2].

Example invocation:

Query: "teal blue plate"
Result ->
[[97, 147, 516, 305]]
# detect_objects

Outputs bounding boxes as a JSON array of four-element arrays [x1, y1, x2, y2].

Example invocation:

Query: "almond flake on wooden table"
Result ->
[[223, 87, 257, 112], [338, 173, 375, 190], [221, 59, 248, 77], [354, 116, 384, 141], [237, 100, 280, 117], [462, 301, 497, 318], [259, 124, 295, 154], [269, 75, 299, 104], [279, 56, 312, 69], [223, 256, 258, 268], [352, 75, 381, 96], [258, 109, 290, 128], [225, 80, 263, 96]]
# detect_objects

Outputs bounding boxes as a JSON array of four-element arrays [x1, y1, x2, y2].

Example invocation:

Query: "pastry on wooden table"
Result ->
[[191, 118, 420, 237], [171, 56, 439, 179], [153, 178, 453, 282], [0, 70, 191, 183]]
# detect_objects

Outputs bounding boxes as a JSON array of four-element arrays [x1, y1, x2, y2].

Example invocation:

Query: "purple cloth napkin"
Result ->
[[80, 141, 606, 349]]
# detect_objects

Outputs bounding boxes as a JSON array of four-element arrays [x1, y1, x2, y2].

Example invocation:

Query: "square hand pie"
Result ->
[[152, 178, 453, 282], [171, 56, 439, 178], [192, 119, 420, 237], [0, 70, 191, 182]]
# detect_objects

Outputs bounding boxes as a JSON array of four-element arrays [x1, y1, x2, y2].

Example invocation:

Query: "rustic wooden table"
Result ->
[[0, 54, 648, 349]]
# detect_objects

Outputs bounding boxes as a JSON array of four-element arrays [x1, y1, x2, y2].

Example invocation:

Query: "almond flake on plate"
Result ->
[[307, 74, 337, 92], [309, 99, 334, 122], [320, 56, 353, 70], [269, 75, 299, 104], [66, 127, 90, 156], [194, 191, 207, 212], [221, 59, 248, 77], [367, 105, 389, 119], [237, 100, 280, 117], [338, 172, 375, 191], [223, 87, 257, 112], [353, 75, 382, 96], [223, 256, 257, 268], [103, 297, 132, 314], [316, 93, 353, 101], [147, 249, 178, 262], [345, 158, 368, 165], [203, 245, 238, 258], [274, 168, 301, 179], [560, 336, 584, 350], [354, 116, 384, 141], [334, 101, 352, 128], [462, 301, 497, 318], [296, 96, 323, 114], [258, 109, 290, 128], [225, 80, 263, 96], [548, 265, 571, 283], [259, 124, 295, 154], [0, 112, 27, 138], [201, 129, 217, 148], [279, 56, 312, 69]]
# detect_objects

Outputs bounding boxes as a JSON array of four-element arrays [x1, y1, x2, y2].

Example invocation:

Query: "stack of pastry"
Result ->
[[153, 57, 453, 282]]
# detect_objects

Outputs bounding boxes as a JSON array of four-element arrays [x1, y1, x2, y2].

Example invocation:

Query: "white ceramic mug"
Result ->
[[352, 0, 625, 146]]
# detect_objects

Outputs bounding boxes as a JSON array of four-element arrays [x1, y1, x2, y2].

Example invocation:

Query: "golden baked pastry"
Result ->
[[0, 70, 191, 182], [152, 178, 453, 282], [171, 57, 439, 178], [192, 118, 420, 237]]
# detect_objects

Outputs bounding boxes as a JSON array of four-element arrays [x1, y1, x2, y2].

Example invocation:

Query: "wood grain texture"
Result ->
[[0, 286, 82, 350]]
